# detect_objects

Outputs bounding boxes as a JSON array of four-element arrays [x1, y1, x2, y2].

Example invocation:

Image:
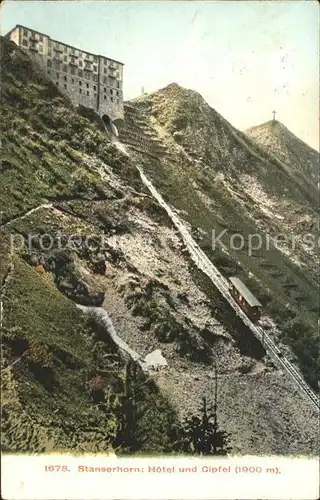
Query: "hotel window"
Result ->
[[47, 59, 52, 67], [79, 88, 82, 94], [56, 72, 59, 79], [116, 91, 119, 96], [104, 87, 107, 92], [86, 83, 89, 88], [110, 89, 113, 95], [39, 44, 43, 52], [22, 38, 28, 47], [23, 29, 28, 36], [64, 76, 67, 82], [63, 65, 68, 72], [48, 70, 51, 76], [71, 78, 75, 84], [104, 68, 107, 74], [56, 82, 59, 86], [48, 50, 52, 57], [93, 56, 97, 62], [93, 85, 96, 91], [93, 65, 97, 72], [79, 60, 83, 67], [78, 70, 83, 77], [64, 84, 67, 89], [70, 68, 75, 75], [87, 91, 89, 96], [110, 97, 114, 102], [39, 35, 43, 42], [104, 95, 107, 100], [79, 81, 82, 86]]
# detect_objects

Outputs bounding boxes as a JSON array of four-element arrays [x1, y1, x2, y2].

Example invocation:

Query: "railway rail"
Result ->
[[137, 166, 320, 413]]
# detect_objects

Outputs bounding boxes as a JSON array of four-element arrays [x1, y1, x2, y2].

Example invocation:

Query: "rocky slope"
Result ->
[[1, 38, 318, 455], [118, 83, 319, 390], [246, 120, 319, 186]]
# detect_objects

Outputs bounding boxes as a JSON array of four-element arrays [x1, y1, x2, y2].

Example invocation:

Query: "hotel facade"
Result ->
[[6, 25, 124, 122]]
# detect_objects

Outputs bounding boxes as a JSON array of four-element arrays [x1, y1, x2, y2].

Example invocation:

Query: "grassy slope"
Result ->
[[1, 37, 179, 453], [1, 38, 142, 223], [2, 251, 115, 453], [2, 250, 178, 453]]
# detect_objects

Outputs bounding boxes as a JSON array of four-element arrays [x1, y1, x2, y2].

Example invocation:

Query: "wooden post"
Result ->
[[213, 361, 218, 428]]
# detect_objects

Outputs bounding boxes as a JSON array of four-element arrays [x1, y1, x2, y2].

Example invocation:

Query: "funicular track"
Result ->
[[137, 166, 320, 413]]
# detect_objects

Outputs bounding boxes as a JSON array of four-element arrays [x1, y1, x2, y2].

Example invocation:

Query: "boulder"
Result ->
[[144, 349, 168, 370]]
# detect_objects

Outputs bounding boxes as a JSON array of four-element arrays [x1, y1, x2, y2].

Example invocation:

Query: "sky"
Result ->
[[2, 1, 319, 150]]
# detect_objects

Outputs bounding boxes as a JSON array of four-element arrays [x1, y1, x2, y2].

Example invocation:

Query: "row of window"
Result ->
[[48, 70, 121, 95], [103, 95, 120, 103], [50, 56, 118, 75], [48, 41, 99, 61], [53, 79, 120, 103], [19, 28, 121, 69], [48, 59, 99, 80], [103, 76, 121, 87], [49, 52, 99, 71], [22, 37, 44, 52], [48, 40, 116, 67], [46, 60, 121, 87], [22, 28, 44, 42], [21, 38, 121, 79]]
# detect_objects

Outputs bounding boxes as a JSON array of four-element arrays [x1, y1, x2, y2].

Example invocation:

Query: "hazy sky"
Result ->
[[2, 1, 319, 150]]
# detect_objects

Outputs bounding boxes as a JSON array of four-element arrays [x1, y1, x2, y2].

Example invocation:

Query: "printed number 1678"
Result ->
[[44, 465, 70, 472]]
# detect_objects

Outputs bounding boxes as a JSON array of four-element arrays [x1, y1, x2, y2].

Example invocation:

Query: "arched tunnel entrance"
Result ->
[[102, 114, 119, 137], [102, 114, 111, 127]]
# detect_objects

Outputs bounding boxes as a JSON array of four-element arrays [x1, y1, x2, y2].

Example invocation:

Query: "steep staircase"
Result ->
[[118, 103, 168, 159]]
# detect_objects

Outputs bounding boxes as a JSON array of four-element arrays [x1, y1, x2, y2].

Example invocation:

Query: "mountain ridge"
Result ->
[[119, 81, 319, 388], [1, 37, 319, 455], [246, 119, 319, 185]]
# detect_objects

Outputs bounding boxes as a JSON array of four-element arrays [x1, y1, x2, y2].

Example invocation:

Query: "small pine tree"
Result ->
[[176, 396, 232, 455], [113, 360, 140, 453], [112, 361, 180, 454]]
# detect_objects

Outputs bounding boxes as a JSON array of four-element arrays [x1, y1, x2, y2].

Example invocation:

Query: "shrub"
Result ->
[[26, 341, 53, 369]]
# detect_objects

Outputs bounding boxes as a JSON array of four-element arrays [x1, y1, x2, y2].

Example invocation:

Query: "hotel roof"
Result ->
[[5, 24, 124, 66]]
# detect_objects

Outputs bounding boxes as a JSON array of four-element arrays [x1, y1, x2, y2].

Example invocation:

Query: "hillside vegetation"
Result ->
[[1, 38, 318, 456], [1, 38, 179, 454], [119, 83, 319, 389]]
